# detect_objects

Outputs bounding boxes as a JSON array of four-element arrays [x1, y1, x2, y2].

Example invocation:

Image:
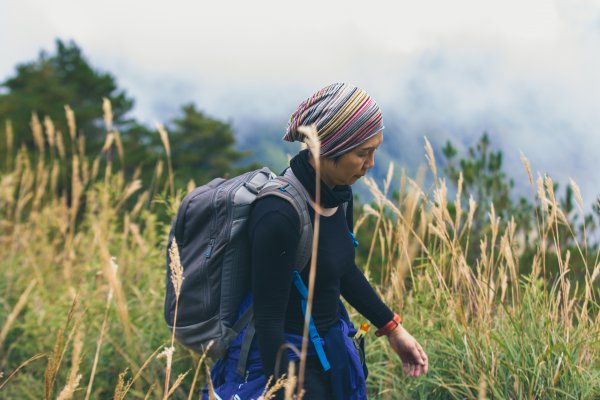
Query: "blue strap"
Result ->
[[348, 231, 359, 248], [291, 271, 331, 372]]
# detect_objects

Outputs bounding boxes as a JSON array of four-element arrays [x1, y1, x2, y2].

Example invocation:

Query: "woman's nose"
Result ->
[[365, 152, 375, 170]]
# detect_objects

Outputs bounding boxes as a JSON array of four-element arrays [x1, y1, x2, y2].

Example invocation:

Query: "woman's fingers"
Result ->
[[405, 344, 428, 377], [418, 362, 427, 376], [390, 328, 428, 377], [412, 363, 419, 377], [406, 361, 422, 377], [404, 362, 429, 377], [413, 345, 424, 364], [417, 344, 429, 374]]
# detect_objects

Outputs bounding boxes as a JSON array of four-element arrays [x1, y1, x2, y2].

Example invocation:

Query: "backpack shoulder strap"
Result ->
[[256, 169, 313, 273], [257, 168, 356, 268], [236, 171, 313, 375]]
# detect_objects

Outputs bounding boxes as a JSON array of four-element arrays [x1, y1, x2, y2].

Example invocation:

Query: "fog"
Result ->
[[2, 0, 600, 204]]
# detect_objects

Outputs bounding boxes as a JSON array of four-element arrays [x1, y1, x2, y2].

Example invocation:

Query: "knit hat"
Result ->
[[283, 83, 384, 158]]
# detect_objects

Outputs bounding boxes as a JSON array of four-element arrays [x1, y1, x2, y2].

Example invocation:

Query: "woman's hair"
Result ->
[[283, 83, 384, 158]]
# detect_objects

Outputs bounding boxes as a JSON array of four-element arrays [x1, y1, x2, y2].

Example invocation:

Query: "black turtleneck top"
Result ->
[[248, 151, 394, 378]]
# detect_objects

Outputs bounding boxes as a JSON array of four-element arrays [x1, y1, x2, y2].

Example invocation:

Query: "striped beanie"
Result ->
[[283, 83, 384, 158]]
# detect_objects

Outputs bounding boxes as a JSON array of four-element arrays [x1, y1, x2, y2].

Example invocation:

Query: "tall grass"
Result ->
[[357, 143, 600, 399], [0, 105, 196, 399], [0, 105, 598, 399], [296, 124, 322, 396]]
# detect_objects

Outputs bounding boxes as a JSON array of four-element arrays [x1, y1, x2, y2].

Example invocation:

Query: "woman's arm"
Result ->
[[340, 265, 428, 377], [249, 197, 300, 378], [340, 265, 394, 327]]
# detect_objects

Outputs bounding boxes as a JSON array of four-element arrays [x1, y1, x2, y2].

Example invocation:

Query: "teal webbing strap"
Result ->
[[348, 231, 359, 248], [292, 271, 331, 372]]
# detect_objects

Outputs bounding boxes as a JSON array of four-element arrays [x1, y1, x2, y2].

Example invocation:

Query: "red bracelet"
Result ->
[[375, 313, 402, 337]]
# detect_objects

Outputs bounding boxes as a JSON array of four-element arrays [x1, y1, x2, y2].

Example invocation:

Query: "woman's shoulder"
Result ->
[[250, 195, 301, 231]]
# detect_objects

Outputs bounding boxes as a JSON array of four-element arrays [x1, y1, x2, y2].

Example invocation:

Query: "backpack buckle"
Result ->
[[243, 181, 260, 194]]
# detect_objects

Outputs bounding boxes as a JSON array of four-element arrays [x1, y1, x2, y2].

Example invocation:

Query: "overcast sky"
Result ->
[[2, 0, 600, 205]]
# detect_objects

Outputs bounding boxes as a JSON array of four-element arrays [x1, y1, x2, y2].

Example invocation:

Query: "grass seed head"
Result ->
[[536, 173, 548, 212], [65, 105, 77, 140], [114, 130, 124, 163], [122, 180, 143, 203], [57, 374, 82, 400], [591, 264, 600, 283], [384, 162, 394, 194], [5, 120, 13, 155], [156, 123, 171, 158], [157, 346, 175, 365], [544, 175, 556, 205], [519, 151, 533, 184], [284, 362, 297, 400], [113, 369, 129, 400], [297, 124, 321, 164], [102, 132, 115, 153], [56, 129, 66, 159], [454, 172, 464, 228], [78, 135, 86, 159], [362, 203, 379, 217], [467, 195, 477, 230], [166, 371, 190, 397], [169, 240, 184, 298], [569, 178, 584, 212], [187, 179, 196, 194], [30, 112, 45, 154], [44, 116, 56, 148], [424, 136, 437, 181], [103, 97, 114, 132], [107, 257, 119, 302], [259, 374, 288, 400], [155, 160, 164, 181]]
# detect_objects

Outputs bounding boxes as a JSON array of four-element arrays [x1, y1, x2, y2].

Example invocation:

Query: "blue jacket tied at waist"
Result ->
[[203, 298, 367, 400]]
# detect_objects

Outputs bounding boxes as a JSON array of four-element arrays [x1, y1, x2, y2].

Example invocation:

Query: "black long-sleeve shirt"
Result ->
[[248, 196, 394, 378]]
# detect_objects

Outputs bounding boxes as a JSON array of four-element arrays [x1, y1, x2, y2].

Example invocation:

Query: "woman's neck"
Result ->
[[307, 154, 335, 188]]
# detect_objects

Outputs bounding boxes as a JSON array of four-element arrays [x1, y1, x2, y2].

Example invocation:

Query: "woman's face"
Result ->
[[320, 132, 383, 187]]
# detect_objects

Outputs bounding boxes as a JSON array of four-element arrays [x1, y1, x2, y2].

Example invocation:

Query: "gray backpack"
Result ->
[[164, 167, 314, 370]]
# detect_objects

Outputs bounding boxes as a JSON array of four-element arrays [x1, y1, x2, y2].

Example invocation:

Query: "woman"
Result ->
[[207, 83, 428, 399]]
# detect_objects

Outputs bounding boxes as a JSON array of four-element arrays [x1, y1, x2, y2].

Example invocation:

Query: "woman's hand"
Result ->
[[387, 325, 428, 377]]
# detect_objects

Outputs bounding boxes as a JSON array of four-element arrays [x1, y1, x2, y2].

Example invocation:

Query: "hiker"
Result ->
[[205, 83, 428, 399]]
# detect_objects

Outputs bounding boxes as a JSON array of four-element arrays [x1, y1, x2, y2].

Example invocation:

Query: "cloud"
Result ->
[[2, 0, 600, 204], [379, 6, 600, 204]]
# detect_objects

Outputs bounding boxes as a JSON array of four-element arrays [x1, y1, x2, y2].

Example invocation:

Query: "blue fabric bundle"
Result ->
[[203, 298, 367, 400]]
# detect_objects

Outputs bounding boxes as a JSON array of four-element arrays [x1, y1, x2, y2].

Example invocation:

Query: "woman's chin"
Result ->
[[349, 175, 363, 184]]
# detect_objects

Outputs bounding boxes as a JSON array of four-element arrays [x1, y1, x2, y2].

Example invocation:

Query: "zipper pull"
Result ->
[[205, 239, 215, 258], [354, 322, 371, 340]]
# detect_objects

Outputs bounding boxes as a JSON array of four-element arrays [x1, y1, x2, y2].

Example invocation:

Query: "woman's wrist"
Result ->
[[375, 313, 402, 337]]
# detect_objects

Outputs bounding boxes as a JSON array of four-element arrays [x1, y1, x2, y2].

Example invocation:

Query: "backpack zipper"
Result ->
[[206, 187, 220, 259], [200, 188, 220, 316], [205, 238, 215, 258]]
